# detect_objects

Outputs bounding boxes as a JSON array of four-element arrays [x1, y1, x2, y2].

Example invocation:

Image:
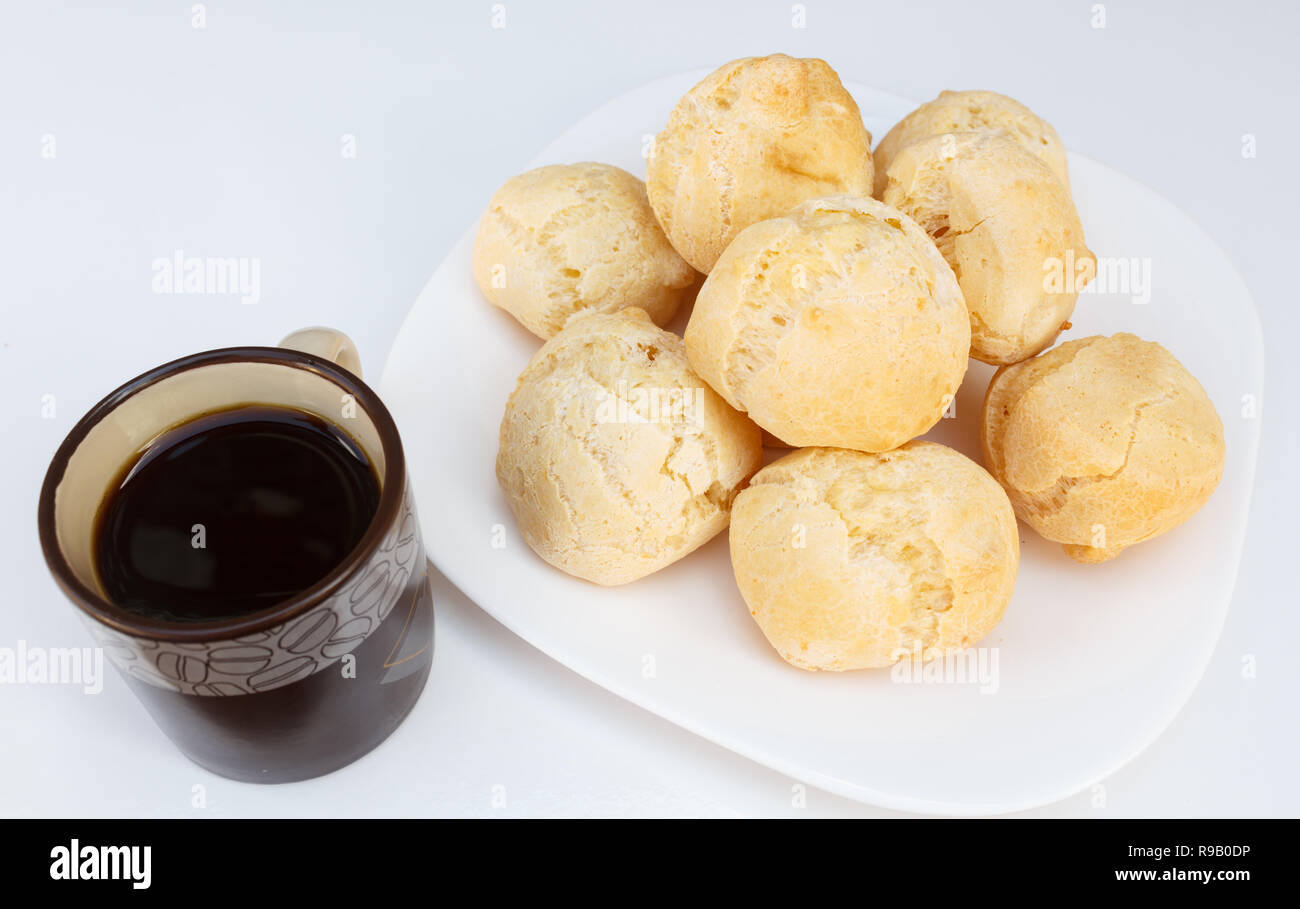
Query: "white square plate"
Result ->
[[380, 71, 1263, 814]]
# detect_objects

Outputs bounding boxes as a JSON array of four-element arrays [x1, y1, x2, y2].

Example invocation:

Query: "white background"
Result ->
[[1, 0, 1296, 817]]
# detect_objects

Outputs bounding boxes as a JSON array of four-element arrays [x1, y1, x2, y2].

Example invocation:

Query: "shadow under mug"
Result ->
[[37, 328, 434, 783]]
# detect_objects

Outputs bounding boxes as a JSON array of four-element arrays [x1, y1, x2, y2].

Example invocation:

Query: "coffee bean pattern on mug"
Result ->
[[82, 484, 422, 696]]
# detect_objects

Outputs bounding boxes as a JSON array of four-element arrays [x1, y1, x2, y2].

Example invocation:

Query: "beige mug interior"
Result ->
[[54, 360, 386, 598]]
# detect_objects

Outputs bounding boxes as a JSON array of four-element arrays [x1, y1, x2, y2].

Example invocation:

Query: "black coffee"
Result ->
[[94, 404, 380, 623]]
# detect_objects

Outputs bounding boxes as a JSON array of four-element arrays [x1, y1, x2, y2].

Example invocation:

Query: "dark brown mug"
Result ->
[[37, 328, 434, 783]]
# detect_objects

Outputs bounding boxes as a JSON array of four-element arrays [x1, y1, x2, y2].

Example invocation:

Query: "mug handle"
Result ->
[[278, 327, 363, 379]]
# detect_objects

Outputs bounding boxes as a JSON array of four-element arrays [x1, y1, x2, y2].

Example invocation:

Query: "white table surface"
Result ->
[[1, 0, 1296, 817]]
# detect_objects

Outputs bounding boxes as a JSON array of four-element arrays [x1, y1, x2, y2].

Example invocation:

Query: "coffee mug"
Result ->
[[37, 328, 434, 783]]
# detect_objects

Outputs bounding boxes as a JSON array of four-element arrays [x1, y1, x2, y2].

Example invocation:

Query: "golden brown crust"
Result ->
[[874, 89, 1070, 197], [981, 333, 1225, 562], [730, 443, 1019, 671], [684, 194, 970, 453], [496, 308, 763, 585], [473, 162, 696, 339], [646, 54, 874, 273], [882, 132, 1094, 365]]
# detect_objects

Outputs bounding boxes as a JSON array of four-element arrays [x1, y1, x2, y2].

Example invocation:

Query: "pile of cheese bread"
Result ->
[[474, 54, 1225, 672]]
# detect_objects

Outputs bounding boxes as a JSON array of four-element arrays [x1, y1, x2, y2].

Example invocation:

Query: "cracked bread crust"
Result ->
[[873, 89, 1070, 197], [882, 132, 1094, 365], [496, 307, 763, 585], [684, 194, 970, 453], [981, 333, 1225, 563], [646, 54, 874, 273], [729, 444, 1019, 671], [472, 162, 697, 339]]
